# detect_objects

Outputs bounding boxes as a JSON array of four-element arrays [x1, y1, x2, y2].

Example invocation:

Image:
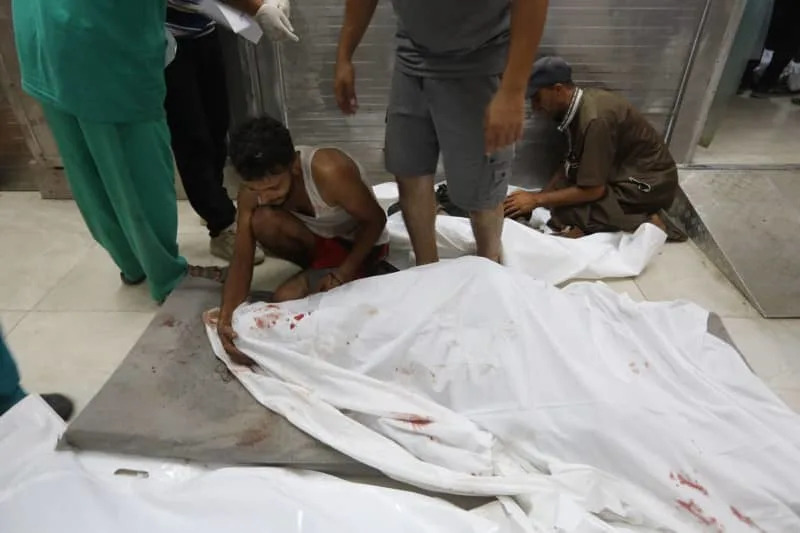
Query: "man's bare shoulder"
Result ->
[[310, 148, 363, 206], [311, 147, 360, 181]]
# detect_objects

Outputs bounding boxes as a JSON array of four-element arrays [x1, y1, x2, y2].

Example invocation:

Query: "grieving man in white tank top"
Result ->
[[217, 116, 389, 364]]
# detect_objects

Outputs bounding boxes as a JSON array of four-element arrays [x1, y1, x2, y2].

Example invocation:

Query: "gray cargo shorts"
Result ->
[[384, 69, 513, 212]]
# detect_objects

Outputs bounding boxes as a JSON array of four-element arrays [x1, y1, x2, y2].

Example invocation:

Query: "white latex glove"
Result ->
[[255, 0, 299, 42], [165, 29, 177, 67], [274, 0, 290, 18]]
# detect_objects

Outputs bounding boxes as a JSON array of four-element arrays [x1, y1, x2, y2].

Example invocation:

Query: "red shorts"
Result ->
[[309, 236, 389, 278]]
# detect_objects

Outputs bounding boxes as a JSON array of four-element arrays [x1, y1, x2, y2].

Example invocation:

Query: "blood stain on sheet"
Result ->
[[731, 506, 765, 532], [676, 499, 721, 530], [290, 323, 296, 330], [395, 414, 433, 430], [294, 313, 305, 321], [672, 472, 709, 496], [254, 317, 267, 328], [267, 304, 280, 309]]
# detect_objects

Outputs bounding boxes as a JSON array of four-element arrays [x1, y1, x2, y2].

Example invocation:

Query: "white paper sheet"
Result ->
[[198, 0, 263, 43]]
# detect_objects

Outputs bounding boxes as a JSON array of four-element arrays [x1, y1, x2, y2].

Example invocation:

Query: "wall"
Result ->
[[276, 0, 709, 188]]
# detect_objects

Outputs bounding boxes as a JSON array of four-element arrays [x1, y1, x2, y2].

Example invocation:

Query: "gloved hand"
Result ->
[[164, 29, 177, 67], [255, 0, 299, 42]]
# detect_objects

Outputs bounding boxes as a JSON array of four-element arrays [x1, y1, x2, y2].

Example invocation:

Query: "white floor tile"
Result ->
[[722, 318, 800, 383], [0, 193, 97, 309], [0, 226, 94, 310], [635, 242, 758, 318], [0, 311, 26, 334], [692, 95, 800, 165], [0, 193, 91, 237], [36, 245, 159, 312], [177, 200, 209, 235], [7, 311, 154, 415]]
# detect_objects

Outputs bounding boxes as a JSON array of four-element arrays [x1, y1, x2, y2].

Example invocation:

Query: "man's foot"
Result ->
[[553, 225, 585, 239], [41, 393, 75, 421], [650, 211, 688, 242], [120, 272, 146, 286], [469, 205, 504, 262], [210, 226, 266, 264]]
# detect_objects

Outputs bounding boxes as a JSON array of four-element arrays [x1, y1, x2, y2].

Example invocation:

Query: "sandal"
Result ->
[[187, 264, 228, 283]]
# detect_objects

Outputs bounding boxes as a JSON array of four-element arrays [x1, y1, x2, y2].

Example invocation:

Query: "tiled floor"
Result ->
[[693, 95, 800, 165], [1, 192, 798, 415]]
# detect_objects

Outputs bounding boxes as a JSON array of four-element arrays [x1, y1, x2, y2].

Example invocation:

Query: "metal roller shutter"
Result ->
[[279, 0, 707, 186]]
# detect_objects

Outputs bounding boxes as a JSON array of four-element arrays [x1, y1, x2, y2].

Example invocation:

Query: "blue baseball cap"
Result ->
[[527, 56, 573, 98]]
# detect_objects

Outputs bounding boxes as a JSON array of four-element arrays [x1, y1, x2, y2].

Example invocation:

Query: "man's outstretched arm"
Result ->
[[217, 189, 259, 365]]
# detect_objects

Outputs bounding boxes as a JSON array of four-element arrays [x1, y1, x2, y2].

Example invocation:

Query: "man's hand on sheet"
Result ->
[[218, 323, 256, 367], [316, 269, 352, 293], [504, 190, 541, 219]]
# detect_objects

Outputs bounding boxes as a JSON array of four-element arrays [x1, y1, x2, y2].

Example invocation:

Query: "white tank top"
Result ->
[[291, 146, 390, 245]]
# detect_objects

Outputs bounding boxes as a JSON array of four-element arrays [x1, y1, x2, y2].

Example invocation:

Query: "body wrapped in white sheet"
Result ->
[[0, 396, 497, 533], [375, 182, 666, 284], [206, 258, 800, 532]]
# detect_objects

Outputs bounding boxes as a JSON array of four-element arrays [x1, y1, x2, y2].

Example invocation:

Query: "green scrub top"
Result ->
[[13, 0, 168, 123]]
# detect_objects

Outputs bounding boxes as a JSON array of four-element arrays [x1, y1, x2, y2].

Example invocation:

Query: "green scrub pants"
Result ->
[[41, 104, 187, 302], [0, 333, 26, 416]]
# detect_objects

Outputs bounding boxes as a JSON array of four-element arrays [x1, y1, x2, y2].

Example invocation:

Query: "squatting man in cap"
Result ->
[[505, 57, 685, 240]]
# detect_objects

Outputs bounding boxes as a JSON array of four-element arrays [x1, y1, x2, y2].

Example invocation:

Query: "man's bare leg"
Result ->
[[397, 175, 439, 265], [273, 271, 311, 302], [469, 203, 504, 263], [251, 208, 316, 266]]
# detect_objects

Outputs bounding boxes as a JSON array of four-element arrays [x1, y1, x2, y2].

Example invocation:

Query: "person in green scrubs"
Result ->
[[12, 1, 190, 302]]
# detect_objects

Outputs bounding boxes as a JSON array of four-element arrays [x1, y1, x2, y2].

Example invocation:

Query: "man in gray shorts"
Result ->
[[334, 0, 548, 264]]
